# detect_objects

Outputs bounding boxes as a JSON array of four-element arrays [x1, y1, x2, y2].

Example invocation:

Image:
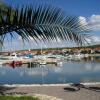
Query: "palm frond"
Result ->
[[0, 5, 90, 46]]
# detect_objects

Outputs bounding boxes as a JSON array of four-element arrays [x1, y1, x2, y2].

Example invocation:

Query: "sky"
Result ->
[[1, 0, 100, 51]]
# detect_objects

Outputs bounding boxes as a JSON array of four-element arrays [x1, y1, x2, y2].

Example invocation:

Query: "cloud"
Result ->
[[79, 16, 88, 25], [89, 15, 100, 31], [90, 15, 100, 23], [79, 14, 100, 31], [79, 15, 100, 45], [85, 35, 100, 44], [91, 36, 100, 43]]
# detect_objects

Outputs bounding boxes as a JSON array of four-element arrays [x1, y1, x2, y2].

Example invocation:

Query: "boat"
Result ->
[[74, 53, 84, 59], [1, 52, 20, 60], [9, 61, 22, 67], [39, 61, 47, 65], [3, 52, 33, 60]]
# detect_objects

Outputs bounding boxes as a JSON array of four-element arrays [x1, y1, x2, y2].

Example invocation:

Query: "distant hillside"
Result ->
[[76, 44, 100, 48], [18, 44, 100, 52]]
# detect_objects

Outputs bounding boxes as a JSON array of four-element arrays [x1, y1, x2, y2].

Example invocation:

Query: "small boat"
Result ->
[[9, 61, 22, 68], [39, 61, 47, 65]]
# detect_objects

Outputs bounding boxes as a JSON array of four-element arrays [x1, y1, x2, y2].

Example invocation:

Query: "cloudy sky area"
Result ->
[[2, 0, 100, 51]]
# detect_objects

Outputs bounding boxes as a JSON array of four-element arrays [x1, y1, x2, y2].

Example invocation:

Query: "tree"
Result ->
[[0, 2, 90, 47]]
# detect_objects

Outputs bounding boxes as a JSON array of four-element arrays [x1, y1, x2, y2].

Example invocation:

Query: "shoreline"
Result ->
[[0, 82, 100, 100], [1, 82, 100, 87]]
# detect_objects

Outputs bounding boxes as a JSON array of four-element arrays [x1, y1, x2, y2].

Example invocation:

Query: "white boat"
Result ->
[[39, 61, 47, 65], [1, 52, 27, 60], [67, 54, 74, 59], [84, 54, 89, 57], [74, 53, 84, 59], [9, 52, 19, 59]]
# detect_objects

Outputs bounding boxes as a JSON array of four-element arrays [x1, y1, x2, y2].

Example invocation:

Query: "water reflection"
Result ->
[[19, 66, 48, 77], [82, 56, 100, 62], [0, 56, 100, 84]]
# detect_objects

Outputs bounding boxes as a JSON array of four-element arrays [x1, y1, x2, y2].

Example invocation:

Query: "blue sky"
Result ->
[[4, 0, 100, 17], [2, 0, 100, 51]]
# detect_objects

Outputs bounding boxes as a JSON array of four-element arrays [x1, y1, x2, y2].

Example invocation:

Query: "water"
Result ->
[[0, 57, 100, 84]]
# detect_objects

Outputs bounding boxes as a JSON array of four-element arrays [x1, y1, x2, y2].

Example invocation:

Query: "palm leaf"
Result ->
[[0, 5, 90, 46]]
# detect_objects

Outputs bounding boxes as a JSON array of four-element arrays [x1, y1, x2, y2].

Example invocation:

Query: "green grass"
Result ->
[[0, 96, 40, 100]]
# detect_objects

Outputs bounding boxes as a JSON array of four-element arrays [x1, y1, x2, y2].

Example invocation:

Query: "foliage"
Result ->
[[0, 4, 90, 46]]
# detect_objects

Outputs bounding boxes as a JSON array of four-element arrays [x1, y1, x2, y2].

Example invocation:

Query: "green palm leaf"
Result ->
[[0, 5, 90, 46]]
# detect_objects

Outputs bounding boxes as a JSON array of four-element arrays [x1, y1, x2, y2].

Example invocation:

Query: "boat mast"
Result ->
[[41, 43, 42, 55]]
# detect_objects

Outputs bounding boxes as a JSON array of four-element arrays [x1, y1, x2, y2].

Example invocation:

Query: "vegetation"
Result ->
[[0, 96, 39, 100], [17, 44, 100, 52], [0, 2, 90, 46]]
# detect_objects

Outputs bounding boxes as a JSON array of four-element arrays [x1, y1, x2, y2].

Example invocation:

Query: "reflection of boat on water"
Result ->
[[0, 61, 3, 65], [57, 61, 63, 66]]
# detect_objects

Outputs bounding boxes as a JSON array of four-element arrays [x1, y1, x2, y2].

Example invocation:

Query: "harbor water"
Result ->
[[0, 56, 100, 84]]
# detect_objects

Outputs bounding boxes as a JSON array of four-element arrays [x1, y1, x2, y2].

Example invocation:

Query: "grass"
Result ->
[[0, 96, 40, 100]]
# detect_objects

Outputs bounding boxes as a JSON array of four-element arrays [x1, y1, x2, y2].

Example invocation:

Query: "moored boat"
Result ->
[[9, 61, 22, 67]]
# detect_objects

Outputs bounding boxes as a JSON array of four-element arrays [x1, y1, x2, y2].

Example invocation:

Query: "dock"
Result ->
[[0, 58, 58, 66]]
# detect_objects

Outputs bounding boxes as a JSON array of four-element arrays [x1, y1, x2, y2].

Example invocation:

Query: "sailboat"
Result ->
[[39, 44, 47, 65]]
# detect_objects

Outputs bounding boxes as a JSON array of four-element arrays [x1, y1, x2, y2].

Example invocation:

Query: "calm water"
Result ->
[[0, 57, 100, 84]]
